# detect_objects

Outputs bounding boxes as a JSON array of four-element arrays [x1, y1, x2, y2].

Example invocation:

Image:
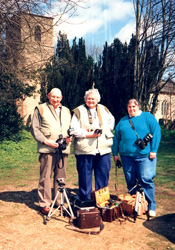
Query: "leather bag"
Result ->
[[67, 208, 104, 235], [77, 208, 101, 229], [95, 187, 124, 222]]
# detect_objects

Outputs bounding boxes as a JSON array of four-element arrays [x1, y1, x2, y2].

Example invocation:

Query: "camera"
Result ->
[[135, 133, 153, 150], [94, 128, 102, 135], [57, 178, 65, 187], [67, 128, 75, 137], [116, 159, 122, 168], [56, 134, 67, 151], [56, 128, 75, 151]]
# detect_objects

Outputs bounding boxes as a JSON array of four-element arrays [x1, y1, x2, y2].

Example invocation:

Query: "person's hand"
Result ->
[[113, 155, 121, 165], [65, 136, 71, 144], [86, 131, 101, 138], [149, 152, 156, 159], [43, 138, 59, 148], [92, 131, 101, 138]]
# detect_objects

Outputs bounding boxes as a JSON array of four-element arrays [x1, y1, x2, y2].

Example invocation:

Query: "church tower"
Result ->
[[6, 13, 54, 125]]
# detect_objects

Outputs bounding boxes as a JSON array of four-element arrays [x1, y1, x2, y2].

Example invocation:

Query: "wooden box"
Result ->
[[118, 193, 147, 215]]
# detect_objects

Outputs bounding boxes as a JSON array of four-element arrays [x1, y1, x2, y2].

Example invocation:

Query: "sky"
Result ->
[[52, 0, 136, 48]]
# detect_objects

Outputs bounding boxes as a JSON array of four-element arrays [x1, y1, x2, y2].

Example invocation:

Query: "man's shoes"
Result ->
[[149, 210, 156, 217], [40, 207, 50, 215]]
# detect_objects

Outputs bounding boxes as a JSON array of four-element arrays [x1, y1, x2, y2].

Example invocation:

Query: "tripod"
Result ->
[[44, 178, 75, 225], [129, 181, 149, 222]]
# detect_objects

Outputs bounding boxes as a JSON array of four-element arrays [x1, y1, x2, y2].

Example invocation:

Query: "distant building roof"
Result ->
[[159, 78, 175, 94]]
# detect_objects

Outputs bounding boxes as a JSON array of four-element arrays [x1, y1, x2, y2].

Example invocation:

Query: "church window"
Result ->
[[161, 100, 169, 115]]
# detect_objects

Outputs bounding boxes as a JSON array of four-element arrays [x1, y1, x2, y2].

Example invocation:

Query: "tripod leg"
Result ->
[[56, 189, 75, 218], [134, 192, 142, 222], [138, 193, 142, 216], [142, 191, 149, 221], [63, 189, 74, 218], [44, 190, 60, 224], [134, 192, 139, 222], [60, 191, 64, 217], [44, 187, 75, 225]]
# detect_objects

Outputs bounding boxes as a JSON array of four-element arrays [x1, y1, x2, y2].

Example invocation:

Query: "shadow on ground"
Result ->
[[143, 213, 175, 244], [0, 189, 39, 211], [0, 187, 79, 212]]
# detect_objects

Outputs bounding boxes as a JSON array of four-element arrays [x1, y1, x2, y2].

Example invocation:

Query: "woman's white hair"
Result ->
[[84, 88, 101, 103]]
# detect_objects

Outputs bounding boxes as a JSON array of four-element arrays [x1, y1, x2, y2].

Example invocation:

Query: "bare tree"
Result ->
[[0, 0, 87, 127], [133, 0, 175, 113], [86, 44, 103, 62], [0, 0, 86, 74]]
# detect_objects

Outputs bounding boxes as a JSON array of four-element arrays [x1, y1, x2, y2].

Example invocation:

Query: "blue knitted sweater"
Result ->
[[112, 112, 161, 157]]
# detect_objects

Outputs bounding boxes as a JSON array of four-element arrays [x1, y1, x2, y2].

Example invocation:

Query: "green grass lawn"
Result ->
[[0, 129, 175, 192], [156, 138, 175, 190]]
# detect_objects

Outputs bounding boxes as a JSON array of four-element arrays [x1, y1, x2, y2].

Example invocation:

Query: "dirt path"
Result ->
[[0, 181, 175, 250]]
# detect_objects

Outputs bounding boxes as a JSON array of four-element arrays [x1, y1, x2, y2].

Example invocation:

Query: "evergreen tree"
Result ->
[[0, 71, 34, 141], [95, 39, 133, 124], [40, 34, 94, 111], [40, 33, 160, 125]]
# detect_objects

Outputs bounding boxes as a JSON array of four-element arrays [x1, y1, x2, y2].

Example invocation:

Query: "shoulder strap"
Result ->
[[73, 104, 103, 128], [113, 205, 127, 224], [128, 116, 140, 139], [73, 105, 93, 125], [96, 104, 103, 127]]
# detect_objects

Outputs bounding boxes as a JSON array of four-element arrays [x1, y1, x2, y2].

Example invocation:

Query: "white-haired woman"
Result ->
[[71, 88, 115, 201]]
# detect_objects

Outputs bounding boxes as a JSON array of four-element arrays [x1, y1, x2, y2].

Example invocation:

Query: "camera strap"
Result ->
[[85, 104, 103, 128], [86, 105, 93, 124], [115, 159, 122, 192], [56, 148, 64, 169], [128, 116, 140, 139], [96, 105, 103, 128]]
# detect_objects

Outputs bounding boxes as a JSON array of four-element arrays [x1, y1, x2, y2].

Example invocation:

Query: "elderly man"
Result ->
[[31, 88, 71, 215]]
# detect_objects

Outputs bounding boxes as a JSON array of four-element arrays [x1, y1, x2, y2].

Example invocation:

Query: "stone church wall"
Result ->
[[7, 13, 54, 125]]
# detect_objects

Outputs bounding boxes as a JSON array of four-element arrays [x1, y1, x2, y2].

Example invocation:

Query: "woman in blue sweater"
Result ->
[[112, 99, 161, 217]]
